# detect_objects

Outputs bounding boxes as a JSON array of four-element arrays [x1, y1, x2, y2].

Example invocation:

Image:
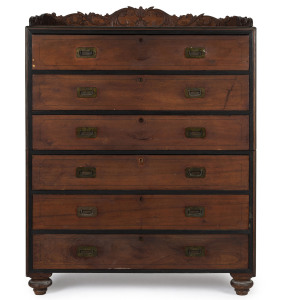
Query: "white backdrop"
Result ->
[[0, 0, 283, 299]]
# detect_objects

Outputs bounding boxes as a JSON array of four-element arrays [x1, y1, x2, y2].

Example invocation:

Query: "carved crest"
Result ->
[[29, 6, 253, 27]]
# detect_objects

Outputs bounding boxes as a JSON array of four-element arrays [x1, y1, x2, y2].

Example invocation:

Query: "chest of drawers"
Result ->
[[26, 7, 256, 296]]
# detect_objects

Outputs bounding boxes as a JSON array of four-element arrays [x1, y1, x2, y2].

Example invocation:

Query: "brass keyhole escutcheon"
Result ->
[[138, 157, 144, 165], [139, 117, 144, 123]]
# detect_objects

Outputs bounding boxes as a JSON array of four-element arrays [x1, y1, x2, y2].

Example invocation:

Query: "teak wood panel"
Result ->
[[32, 75, 249, 111], [33, 194, 249, 230], [33, 115, 249, 151], [32, 155, 249, 190], [32, 35, 249, 70], [33, 234, 248, 269]]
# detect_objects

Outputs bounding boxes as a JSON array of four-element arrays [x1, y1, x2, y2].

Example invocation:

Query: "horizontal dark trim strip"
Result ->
[[32, 110, 250, 115], [33, 229, 250, 235], [31, 150, 250, 155], [29, 268, 252, 274], [32, 70, 249, 75], [32, 190, 249, 195], [28, 28, 252, 35]]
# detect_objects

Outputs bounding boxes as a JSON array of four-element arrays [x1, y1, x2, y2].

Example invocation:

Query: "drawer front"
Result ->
[[32, 35, 249, 70], [32, 75, 249, 111], [33, 234, 248, 269], [33, 115, 249, 151], [33, 195, 249, 230], [32, 155, 249, 190]]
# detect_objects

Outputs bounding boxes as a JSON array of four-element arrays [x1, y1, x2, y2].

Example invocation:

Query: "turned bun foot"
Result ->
[[28, 273, 52, 295], [230, 273, 254, 295]]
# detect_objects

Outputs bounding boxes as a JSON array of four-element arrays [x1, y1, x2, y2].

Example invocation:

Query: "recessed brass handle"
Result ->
[[77, 87, 97, 98], [76, 47, 96, 58], [77, 207, 97, 217], [76, 127, 97, 138], [185, 246, 205, 257], [76, 167, 96, 178], [185, 127, 206, 138], [185, 88, 205, 98], [77, 246, 97, 257], [185, 47, 206, 58], [185, 167, 206, 178], [185, 206, 205, 217]]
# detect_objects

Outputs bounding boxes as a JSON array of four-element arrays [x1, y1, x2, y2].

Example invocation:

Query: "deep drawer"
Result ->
[[32, 35, 249, 70], [32, 75, 249, 111], [33, 194, 249, 230], [33, 234, 248, 269], [32, 155, 249, 190], [33, 115, 249, 151]]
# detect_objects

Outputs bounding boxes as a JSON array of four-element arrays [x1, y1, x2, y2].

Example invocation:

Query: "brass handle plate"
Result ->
[[185, 87, 205, 98], [77, 87, 97, 98], [76, 47, 96, 58], [185, 127, 206, 138], [185, 47, 206, 58], [76, 127, 97, 138], [185, 246, 205, 257], [185, 206, 205, 217], [185, 167, 206, 178], [77, 207, 97, 217], [76, 167, 96, 178], [77, 246, 97, 257]]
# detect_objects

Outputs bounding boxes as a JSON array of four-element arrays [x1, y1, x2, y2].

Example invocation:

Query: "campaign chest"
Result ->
[[26, 7, 256, 295]]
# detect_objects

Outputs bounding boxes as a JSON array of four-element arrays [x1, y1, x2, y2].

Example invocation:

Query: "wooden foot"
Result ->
[[230, 273, 254, 296], [28, 273, 52, 295]]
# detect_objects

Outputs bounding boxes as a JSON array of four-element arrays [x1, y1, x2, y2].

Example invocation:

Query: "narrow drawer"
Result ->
[[32, 35, 249, 70], [33, 234, 248, 269], [32, 155, 249, 190], [32, 75, 249, 111], [33, 195, 249, 230], [33, 115, 249, 151]]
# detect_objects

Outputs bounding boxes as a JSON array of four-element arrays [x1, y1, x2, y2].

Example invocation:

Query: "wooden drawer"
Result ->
[[33, 234, 248, 269], [33, 194, 249, 230], [32, 75, 249, 111], [32, 155, 249, 190], [32, 35, 249, 70], [33, 115, 249, 151]]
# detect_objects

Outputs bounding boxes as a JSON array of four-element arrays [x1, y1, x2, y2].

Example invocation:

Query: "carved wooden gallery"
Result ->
[[25, 6, 256, 295]]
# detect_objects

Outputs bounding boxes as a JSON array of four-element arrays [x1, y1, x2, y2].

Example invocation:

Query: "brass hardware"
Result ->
[[77, 207, 97, 217], [185, 167, 206, 178], [185, 206, 205, 217], [138, 157, 144, 165], [185, 47, 206, 58], [76, 127, 97, 138], [185, 127, 206, 138], [76, 47, 96, 58], [185, 87, 205, 98], [77, 87, 97, 98], [185, 246, 205, 257], [76, 167, 96, 178], [32, 64, 35, 68], [77, 246, 97, 257]]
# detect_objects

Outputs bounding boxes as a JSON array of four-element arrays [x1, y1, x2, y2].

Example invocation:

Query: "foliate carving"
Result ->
[[29, 7, 253, 27]]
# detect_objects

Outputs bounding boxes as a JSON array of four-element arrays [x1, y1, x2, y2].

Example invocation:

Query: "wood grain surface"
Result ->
[[32, 155, 249, 190], [33, 234, 248, 269], [33, 115, 249, 150], [32, 75, 249, 111], [33, 194, 249, 230], [32, 35, 249, 70]]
